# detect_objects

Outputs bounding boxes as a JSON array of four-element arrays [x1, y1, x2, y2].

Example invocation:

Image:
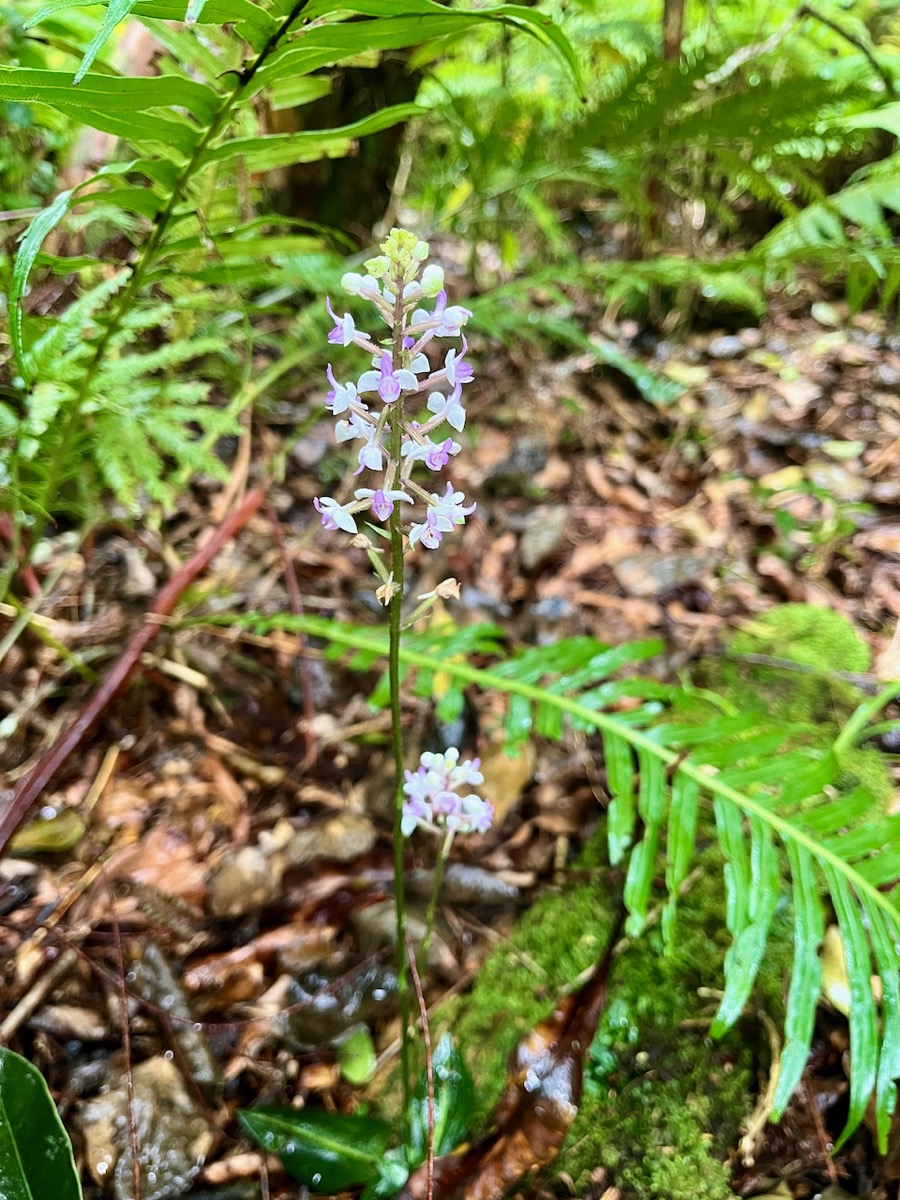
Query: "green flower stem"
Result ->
[[389, 283, 412, 1115], [423, 830, 453, 957], [240, 611, 900, 938]]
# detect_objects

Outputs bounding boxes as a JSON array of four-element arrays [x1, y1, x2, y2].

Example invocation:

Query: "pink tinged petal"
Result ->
[[313, 497, 358, 534], [370, 489, 394, 521]]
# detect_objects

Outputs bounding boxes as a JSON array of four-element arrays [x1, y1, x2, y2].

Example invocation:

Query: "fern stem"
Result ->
[[388, 287, 412, 1116], [245, 614, 900, 937], [34, 0, 312, 526], [833, 682, 900, 755]]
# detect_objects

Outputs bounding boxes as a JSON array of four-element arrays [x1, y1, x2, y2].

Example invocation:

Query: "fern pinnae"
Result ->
[[823, 862, 880, 1147], [661, 772, 700, 947], [225, 611, 900, 1136], [773, 838, 825, 1118]]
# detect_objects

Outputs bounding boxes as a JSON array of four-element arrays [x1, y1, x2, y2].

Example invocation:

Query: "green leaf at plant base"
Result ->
[[237, 1107, 392, 1192], [408, 1033, 475, 1167], [0, 1047, 82, 1200]]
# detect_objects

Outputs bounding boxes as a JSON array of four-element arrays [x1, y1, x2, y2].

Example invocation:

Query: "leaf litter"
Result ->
[[1, 290, 900, 1200]]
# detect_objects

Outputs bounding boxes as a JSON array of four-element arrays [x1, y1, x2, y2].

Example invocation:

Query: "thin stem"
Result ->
[[388, 280, 412, 1114], [423, 830, 453, 956]]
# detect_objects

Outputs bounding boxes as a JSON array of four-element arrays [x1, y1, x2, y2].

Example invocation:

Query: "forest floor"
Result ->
[[1, 281, 900, 1200]]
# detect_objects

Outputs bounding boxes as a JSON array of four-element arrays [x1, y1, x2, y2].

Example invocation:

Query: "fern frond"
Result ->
[[218, 611, 900, 1145]]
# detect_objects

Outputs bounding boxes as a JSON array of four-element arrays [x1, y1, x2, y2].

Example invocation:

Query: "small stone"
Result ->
[[519, 505, 568, 571], [121, 546, 156, 598], [737, 327, 763, 348], [706, 335, 745, 360], [407, 862, 519, 906], [873, 362, 900, 388], [612, 550, 719, 598], [284, 812, 377, 867], [207, 845, 282, 918], [352, 900, 456, 975], [79, 1057, 214, 1200]]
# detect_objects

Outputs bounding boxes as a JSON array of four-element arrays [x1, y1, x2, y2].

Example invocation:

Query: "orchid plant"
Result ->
[[314, 228, 493, 1106]]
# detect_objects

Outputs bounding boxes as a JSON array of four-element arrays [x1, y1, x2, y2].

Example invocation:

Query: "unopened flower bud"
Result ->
[[341, 271, 363, 295], [365, 254, 390, 279], [412, 239, 429, 261], [421, 264, 444, 297]]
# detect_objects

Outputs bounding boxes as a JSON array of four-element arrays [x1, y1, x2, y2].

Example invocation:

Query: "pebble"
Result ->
[[207, 845, 282, 918], [78, 1057, 214, 1200], [706, 335, 746, 360], [483, 437, 549, 497], [612, 550, 719, 598], [284, 812, 377, 867], [519, 505, 569, 570], [805, 461, 868, 503]]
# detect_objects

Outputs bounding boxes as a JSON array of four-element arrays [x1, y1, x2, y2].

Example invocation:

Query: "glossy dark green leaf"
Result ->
[[0, 67, 220, 123], [238, 1106, 391, 1192], [202, 104, 423, 173], [408, 1033, 475, 1166], [0, 1048, 82, 1200]]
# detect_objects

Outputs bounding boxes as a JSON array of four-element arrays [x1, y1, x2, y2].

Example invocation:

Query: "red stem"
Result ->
[[0, 486, 266, 854]]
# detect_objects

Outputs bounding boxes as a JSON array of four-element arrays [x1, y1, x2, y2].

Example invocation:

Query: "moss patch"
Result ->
[[722, 602, 869, 727], [443, 861, 780, 1199]]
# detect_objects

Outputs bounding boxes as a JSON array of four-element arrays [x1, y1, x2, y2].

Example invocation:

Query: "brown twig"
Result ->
[[110, 873, 142, 1200], [406, 931, 435, 1200], [0, 486, 266, 854]]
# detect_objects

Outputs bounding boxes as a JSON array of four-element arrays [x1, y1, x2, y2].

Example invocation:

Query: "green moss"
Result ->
[[723, 603, 870, 726], [445, 862, 779, 1199], [447, 879, 614, 1124]]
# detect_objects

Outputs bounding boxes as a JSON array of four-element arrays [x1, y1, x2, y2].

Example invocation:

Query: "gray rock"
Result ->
[[79, 1057, 214, 1200], [612, 550, 719, 598], [806, 462, 868, 503], [519, 505, 568, 570], [284, 812, 377, 867], [207, 845, 282, 918], [484, 437, 548, 497], [707, 335, 746, 360]]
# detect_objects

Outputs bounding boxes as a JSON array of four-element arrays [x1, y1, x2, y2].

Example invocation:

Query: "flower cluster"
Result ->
[[313, 229, 476, 553], [401, 749, 493, 838]]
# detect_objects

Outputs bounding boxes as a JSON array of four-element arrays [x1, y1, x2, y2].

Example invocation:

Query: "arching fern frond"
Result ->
[[217, 611, 900, 1147]]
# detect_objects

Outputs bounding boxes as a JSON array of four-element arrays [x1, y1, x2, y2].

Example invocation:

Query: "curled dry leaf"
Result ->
[[398, 907, 624, 1200]]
